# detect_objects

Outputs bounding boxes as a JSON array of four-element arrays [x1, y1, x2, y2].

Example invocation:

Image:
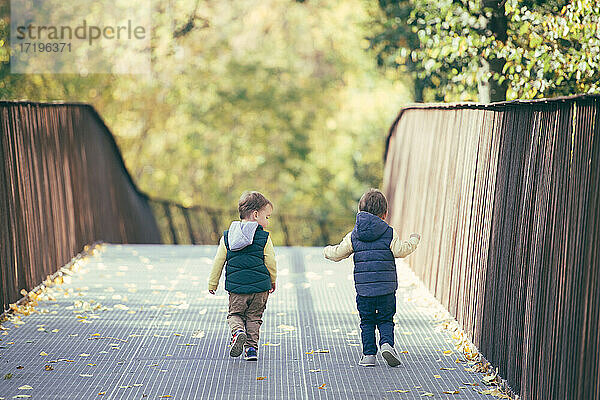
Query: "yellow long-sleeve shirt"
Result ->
[[208, 235, 277, 291], [323, 229, 419, 261]]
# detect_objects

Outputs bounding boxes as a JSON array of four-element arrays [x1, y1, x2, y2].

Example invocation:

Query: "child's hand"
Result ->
[[269, 282, 276, 294], [410, 233, 421, 242], [208, 289, 216, 295]]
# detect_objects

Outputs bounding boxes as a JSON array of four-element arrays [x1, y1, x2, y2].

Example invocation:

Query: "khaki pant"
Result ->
[[227, 291, 269, 349]]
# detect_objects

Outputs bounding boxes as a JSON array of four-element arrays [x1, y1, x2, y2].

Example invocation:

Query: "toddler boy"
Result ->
[[324, 189, 419, 367], [208, 191, 277, 361]]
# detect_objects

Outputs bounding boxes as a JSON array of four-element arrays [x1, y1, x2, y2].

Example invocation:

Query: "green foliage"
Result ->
[[367, 0, 596, 101], [367, 0, 493, 102], [501, 0, 600, 98], [0, 0, 410, 237]]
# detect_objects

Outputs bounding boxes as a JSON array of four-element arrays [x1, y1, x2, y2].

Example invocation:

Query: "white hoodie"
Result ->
[[227, 221, 259, 251]]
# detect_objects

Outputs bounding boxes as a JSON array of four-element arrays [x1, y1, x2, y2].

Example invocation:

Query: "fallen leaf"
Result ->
[[318, 384, 326, 390], [434, 375, 442, 378], [44, 365, 53, 371], [479, 387, 511, 398], [12, 395, 32, 398], [158, 396, 172, 399], [277, 324, 296, 331], [443, 350, 453, 354], [306, 349, 329, 354], [4, 373, 12, 380], [98, 392, 106, 396], [39, 351, 48, 356], [79, 353, 90, 357], [16, 366, 24, 369], [400, 350, 409, 354], [80, 374, 93, 377], [87, 363, 97, 366], [482, 372, 498, 385], [421, 393, 434, 397], [440, 367, 456, 371], [18, 385, 33, 390], [387, 389, 410, 393], [262, 342, 280, 346], [443, 390, 459, 394], [51, 329, 59, 333], [256, 377, 267, 380], [308, 369, 326, 373]]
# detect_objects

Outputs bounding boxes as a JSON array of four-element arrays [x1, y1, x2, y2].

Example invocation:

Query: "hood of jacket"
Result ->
[[227, 221, 259, 251], [352, 211, 389, 242]]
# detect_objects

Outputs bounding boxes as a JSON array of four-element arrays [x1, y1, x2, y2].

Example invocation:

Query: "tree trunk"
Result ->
[[483, 0, 508, 102], [414, 77, 425, 103]]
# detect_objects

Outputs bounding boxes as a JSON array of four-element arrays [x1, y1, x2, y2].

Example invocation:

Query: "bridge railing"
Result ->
[[384, 94, 600, 400], [1, 101, 353, 312], [0, 102, 161, 311], [149, 198, 352, 247]]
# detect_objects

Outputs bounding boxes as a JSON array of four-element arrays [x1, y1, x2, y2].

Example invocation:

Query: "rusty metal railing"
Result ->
[[384, 94, 600, 400], [149, 198, 352, 247], [0, 101, 161, 311]]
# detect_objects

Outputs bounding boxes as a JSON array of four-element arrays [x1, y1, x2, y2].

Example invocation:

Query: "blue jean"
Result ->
[[356, 293, 396, 355]]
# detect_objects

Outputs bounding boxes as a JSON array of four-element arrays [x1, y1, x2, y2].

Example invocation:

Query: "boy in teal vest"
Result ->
[[324, 189, 420, 367], [208, 191, 277, 361]]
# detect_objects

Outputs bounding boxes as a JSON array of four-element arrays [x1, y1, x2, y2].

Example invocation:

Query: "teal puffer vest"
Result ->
[[224, 226, 271, 294]]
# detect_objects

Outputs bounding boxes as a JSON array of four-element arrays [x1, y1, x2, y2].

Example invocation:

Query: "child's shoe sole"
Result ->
[[381, 344, 401, 367], [230, 332, 247, 357], [244, 355, 258, 361]]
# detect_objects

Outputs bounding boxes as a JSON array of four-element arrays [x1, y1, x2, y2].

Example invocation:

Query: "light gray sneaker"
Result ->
[[381, 343, 401, 367], [358, 354, 377, 367]]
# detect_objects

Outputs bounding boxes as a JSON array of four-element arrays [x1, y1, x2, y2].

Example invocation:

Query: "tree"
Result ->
[[1, 0, 410, 231], [501, 0, 600, 99], [365, 0, 596, 102]]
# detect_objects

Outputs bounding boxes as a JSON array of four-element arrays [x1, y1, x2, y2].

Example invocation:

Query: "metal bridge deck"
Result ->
[[0, 245, 491, 399]]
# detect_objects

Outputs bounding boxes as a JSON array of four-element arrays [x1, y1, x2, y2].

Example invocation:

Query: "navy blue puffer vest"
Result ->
[[351, 211, 397, 297], [223, 226, 272, 294]]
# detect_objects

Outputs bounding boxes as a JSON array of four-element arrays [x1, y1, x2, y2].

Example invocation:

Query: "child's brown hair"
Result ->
[[238, 191, 273, 219], [358, 189, 388, 218]]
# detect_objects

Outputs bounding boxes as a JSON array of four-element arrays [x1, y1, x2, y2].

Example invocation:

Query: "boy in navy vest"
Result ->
[[208, 191, 277, 361], [324, 189, 420, 367]]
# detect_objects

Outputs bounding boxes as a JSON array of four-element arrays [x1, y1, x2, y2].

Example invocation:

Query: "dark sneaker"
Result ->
[[230, 330, 246, 357], [381, 343, 401, 367], [244, 347, 258, 361]]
